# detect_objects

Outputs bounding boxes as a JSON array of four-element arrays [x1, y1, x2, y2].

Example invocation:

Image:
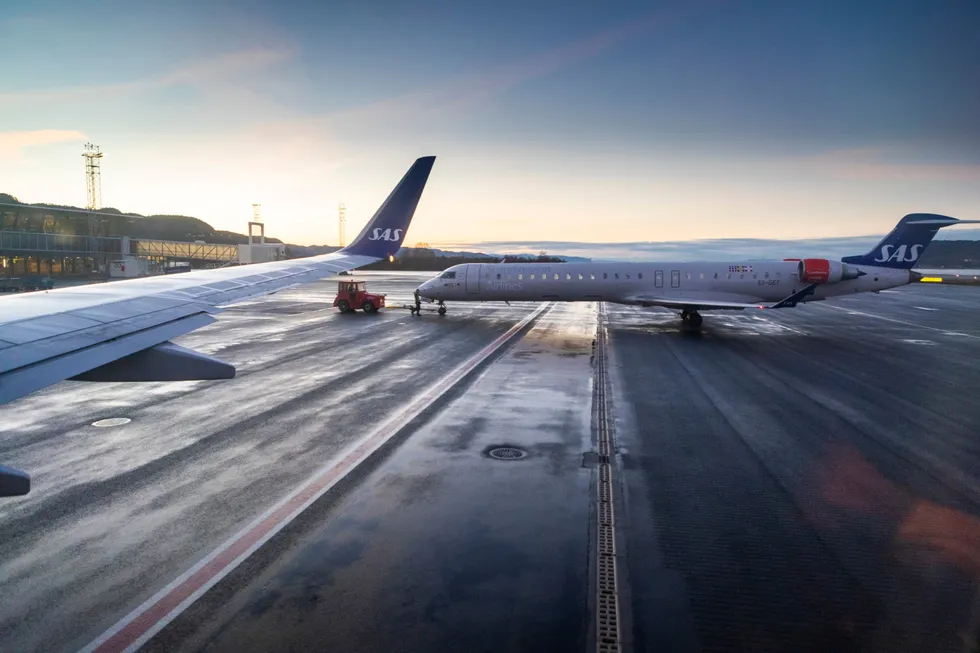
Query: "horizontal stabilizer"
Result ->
[[70, 341, 236, 382]]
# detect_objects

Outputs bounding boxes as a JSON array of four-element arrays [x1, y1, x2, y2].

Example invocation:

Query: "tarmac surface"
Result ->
[[1, 272, 979, 653]]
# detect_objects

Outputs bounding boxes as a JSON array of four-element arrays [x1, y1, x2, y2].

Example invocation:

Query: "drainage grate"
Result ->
[[594, 303, 622, 653], [487, 447, 526, 460]]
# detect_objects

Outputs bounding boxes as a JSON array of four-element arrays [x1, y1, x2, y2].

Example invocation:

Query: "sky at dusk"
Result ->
[[1, 0, 978, 249]]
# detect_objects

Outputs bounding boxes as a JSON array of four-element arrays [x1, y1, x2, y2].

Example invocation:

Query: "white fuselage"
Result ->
[[418, 261, 911, 308]]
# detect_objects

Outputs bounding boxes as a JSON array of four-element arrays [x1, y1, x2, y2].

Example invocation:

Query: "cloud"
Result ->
[[155, 47, 293, 87], [0, 47, 293, 104], [439, 229, 980, 262], [0, 129, 87, 159], [317, 4, 706, 131]]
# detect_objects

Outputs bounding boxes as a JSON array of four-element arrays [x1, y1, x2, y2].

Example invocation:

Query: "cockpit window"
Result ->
[[439, 271, 456, 279]]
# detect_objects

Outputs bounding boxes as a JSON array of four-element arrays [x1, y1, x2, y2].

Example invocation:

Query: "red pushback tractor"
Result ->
[[333, 280, 386, 313]]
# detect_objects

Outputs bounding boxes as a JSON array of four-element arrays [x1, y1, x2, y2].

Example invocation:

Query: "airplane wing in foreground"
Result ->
[[0, 156, 436, 407]]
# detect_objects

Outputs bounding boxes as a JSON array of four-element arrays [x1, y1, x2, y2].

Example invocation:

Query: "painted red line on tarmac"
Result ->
[[83, 304, 548, 653]]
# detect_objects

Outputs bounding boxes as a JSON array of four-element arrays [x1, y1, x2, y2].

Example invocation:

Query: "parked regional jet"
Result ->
[[418, 213, 979, 327], [0, 156, 435, 496]]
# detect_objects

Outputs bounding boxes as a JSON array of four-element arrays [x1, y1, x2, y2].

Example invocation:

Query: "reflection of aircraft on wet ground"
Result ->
[[419, 213, 980, 327], [0, 156, 436, 496]]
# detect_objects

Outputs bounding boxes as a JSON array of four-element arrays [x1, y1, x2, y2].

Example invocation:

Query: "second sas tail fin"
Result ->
[[842, 213, 980, 269]]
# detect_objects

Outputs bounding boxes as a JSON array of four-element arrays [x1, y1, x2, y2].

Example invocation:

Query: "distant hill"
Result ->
[[361, 249, 572, 271], [5, 191, 977, 267], [0, 193, 281, 245], [283, 245, 578, 270], [916, 241, 980, 269]]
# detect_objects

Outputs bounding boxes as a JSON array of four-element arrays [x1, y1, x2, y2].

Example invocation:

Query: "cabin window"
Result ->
[[752, 273, 757, 279], [530, 273, 535, 280], [496, 273, 501, 280], [764, 271, 769, 279], [713, 272, 718, 279], [776, 272, 781, 279], [638, 272, 643, 280], [563, 273, 569, 280], [626, 273, 631, 280], [614, 273, 620, 279], [655, 270, 663, 287], [518, 273, 523, 280], [739, 273, 744, 279], [590, 273, 595, 280], [577, 273, 583, 280], [603, 273, 608, 279], [727, 273, 732, 279], [685, 272, 691, 280], [554, 273, 559, 280], [699, 273, 704, 279]]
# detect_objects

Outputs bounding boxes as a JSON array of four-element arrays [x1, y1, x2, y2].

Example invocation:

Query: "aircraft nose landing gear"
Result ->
[[680, 310, 703, 331], [438, 301, 447, 316]]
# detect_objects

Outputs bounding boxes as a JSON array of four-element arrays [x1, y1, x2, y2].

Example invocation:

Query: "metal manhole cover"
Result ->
[[92, 418, 131, 428], [488, 447, 526, 460]]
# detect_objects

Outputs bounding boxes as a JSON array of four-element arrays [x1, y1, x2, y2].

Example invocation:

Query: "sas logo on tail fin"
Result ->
[[369, 228, 404, 242], [874, 244, 923, 264]]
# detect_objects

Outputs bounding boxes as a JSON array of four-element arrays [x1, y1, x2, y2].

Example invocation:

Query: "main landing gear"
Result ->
[[680, 310, 703, 331]]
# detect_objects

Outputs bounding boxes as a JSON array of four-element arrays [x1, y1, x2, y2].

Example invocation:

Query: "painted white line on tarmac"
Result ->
[[820, 304, 980, 340], [78, 302, 552, 653]]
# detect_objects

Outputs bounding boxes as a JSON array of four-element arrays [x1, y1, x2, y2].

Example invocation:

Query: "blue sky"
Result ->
[[1, 0, 978, 248]]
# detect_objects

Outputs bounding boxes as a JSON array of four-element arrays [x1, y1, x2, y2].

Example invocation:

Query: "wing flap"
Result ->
[[0, 302, 212, 373], [0, 312, 216, 405], [0, 313, 105, 344], [70, 295, 190, 322]]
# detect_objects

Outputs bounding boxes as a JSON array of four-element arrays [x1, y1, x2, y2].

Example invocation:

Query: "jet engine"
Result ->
[[796, 258, 863, 284]]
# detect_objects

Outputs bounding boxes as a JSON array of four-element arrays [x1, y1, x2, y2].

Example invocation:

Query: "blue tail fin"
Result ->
[[341, 156, 436, 258], [842, 213, 975, 269]]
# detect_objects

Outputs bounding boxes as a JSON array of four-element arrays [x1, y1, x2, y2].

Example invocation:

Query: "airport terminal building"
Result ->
[[0, 203, 283, 282], [0, 203, 125, 277]]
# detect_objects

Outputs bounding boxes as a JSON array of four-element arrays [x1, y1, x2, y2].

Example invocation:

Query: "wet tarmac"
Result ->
[[1, 274, 979, 653]]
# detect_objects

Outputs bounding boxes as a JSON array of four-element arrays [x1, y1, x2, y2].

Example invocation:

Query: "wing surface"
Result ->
[[0, 156, 435, 406], [622, 291, 767, 311]]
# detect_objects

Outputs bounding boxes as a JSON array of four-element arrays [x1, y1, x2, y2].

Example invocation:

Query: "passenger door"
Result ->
[[655, 270, 663, 288], [466, 264, 482, 294], [671, 270, 680, 288]]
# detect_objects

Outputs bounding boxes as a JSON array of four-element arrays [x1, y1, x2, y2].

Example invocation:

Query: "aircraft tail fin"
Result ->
[[340, 156, 436, 259], [841, 213, 980, 269]]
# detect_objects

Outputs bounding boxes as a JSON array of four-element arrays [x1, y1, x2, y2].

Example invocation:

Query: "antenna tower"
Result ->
[[338, 202, 346, 247], [82, 143, 103, 210]]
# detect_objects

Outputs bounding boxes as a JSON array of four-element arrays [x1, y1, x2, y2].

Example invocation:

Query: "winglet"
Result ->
[[340, 156, 436, 259]]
